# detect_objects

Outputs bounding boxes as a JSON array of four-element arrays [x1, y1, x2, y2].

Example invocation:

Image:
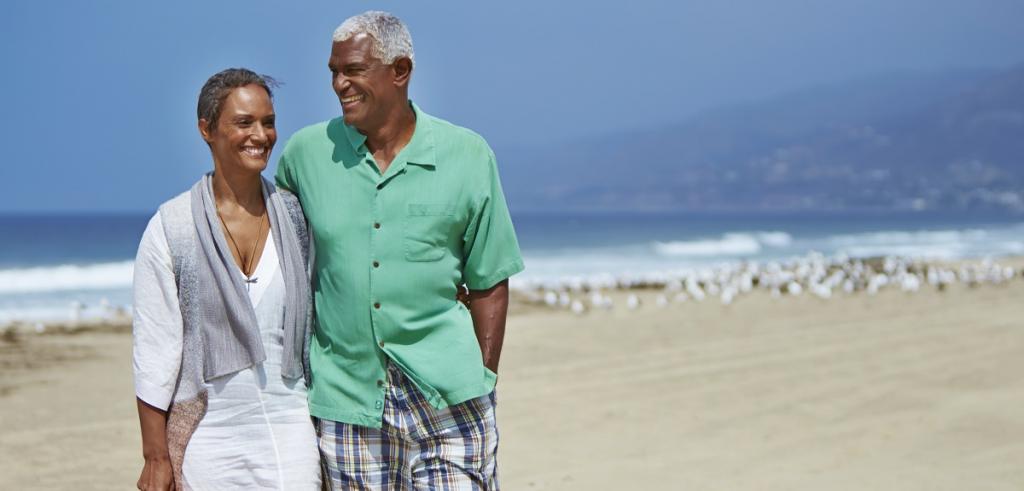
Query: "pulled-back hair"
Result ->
[[197, 68, 278, 130]]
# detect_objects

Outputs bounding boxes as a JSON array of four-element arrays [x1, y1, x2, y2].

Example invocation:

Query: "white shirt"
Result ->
[[132, 213, 320, 490]]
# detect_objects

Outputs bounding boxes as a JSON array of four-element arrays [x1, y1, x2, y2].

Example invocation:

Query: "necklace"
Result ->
[[218, 206, 266, 278]]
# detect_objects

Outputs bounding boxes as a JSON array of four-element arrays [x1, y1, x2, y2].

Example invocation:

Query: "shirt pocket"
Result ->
[[404, 203, 456, 262]]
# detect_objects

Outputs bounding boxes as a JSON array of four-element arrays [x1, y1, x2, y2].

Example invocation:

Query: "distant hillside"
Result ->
[[498, 66, 1024, 212]]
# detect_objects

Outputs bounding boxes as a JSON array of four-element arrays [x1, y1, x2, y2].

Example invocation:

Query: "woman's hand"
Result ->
[[137, 457, 174, 490], [136, 397, 173, 490]]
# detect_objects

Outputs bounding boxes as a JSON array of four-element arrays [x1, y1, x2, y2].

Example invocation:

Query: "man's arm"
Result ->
[[468, 279, 510, 374], [274, 146, 299, 194]]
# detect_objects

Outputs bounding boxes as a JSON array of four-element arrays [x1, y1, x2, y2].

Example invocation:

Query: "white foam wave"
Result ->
[[757, 231, 794, 247], [518, 224, 1022, 283], [654, 232, 792, 257], [822, 226, 1024, 260], [826, 229, 988, 247], [0, 261, 134, 294], [838, 245, 964, 260]]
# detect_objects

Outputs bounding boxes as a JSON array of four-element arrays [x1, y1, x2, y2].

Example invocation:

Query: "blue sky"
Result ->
[[3, 0, 1024, 212]]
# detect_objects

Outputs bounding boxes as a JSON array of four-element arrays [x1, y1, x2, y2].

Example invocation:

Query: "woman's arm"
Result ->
[[136, 398, 174, 490], [131, 213, 184, 490]]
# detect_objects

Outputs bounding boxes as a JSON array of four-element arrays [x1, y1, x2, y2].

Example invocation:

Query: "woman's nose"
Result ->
[[250, 122, 268, 141]]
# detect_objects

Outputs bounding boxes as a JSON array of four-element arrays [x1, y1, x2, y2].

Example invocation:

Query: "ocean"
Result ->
[[2, 211, 1022, 323]]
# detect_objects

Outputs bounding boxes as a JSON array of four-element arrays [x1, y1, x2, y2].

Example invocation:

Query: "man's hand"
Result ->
[[467, 279, 510, 374], [456, 283, 471, 308], [136, 456, 174, 490]]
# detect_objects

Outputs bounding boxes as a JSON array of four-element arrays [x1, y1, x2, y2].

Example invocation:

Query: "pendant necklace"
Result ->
[[219, 206, 266, 290]]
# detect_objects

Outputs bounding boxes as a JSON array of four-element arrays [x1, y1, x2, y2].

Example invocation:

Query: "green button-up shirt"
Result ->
[[275, 103, 524, 427]]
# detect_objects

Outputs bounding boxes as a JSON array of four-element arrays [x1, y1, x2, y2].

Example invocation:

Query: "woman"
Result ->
[[132, 68, 320, 490]]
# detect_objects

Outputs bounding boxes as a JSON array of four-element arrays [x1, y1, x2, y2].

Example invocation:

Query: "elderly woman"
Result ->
[[131, 68, 320, 490]]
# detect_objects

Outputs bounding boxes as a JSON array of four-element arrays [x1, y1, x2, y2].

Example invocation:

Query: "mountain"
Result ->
[[497, 65, 1024, 212]]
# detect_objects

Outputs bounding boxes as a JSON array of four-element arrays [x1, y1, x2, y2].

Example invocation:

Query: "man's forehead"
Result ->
[[330, 34, 378, 62]]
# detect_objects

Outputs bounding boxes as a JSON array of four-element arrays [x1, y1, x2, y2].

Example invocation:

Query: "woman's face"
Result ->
[[200, 84, 276, 174]]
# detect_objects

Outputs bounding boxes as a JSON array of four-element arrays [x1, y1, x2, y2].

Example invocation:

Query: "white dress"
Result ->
[[132, 214, 321, 490]]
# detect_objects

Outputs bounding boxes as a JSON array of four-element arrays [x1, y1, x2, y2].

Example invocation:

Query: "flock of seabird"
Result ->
[[512, 254, 1020, 315]]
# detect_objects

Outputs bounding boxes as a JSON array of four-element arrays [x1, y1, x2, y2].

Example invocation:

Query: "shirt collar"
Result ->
[[342, 101, 437, 168]]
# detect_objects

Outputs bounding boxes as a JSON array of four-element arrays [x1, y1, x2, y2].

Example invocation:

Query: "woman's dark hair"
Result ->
[[197, 68, 279, 131]]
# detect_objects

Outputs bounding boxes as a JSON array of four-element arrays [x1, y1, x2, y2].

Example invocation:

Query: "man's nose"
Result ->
[[334, 73, 351, 91]]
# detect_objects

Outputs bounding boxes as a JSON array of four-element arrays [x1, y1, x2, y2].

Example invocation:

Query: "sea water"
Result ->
[[1, 211, 1022, 322]]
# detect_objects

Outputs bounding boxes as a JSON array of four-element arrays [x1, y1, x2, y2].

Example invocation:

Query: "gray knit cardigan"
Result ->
[[156, 183, 312, 488]]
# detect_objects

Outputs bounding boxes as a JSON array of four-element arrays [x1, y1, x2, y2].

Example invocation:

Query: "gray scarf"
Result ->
[[189, 173, 309, 381]]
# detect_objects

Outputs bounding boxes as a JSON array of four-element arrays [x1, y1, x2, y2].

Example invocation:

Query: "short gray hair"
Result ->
[[333, 11, 415, 66]]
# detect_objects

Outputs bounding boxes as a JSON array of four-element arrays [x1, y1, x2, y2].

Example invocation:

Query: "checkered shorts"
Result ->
[[317, 364, 499, 490]]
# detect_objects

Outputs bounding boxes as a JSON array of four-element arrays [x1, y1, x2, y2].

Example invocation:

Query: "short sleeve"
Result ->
[[131, 213, 184, 410], [275, 148, 298, 195], [461, 149, 525, 290]]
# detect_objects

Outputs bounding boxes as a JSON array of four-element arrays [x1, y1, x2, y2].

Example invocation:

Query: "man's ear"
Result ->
[[198, 118, 213, 143], [393, 57, 413, 87]]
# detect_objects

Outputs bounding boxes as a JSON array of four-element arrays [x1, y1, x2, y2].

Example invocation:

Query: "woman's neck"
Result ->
[[211, 166, 264, 215]]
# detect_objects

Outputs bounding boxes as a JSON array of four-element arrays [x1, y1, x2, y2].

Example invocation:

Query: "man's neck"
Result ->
[[361, 102, 416, 173]]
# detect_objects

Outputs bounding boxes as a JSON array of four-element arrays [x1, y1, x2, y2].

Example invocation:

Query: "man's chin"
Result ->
[[342, 113, 375, 134], [342, 111, 360, 126]]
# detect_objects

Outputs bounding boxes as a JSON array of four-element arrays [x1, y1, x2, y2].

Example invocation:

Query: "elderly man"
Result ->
[[275, 10, 523, 490]]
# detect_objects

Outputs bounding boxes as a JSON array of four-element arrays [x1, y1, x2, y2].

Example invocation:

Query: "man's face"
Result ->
[[328, 34, 399, 131]]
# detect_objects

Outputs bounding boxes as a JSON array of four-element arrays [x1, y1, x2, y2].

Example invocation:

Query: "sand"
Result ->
[[2, 279, 1023, 489]]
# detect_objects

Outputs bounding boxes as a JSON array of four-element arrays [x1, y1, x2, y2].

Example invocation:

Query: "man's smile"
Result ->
[[341, 94, 365, 106]]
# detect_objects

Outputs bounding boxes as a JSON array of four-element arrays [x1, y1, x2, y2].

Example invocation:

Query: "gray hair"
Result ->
[[333, 11, 415, 66], [197, 68, 278, 130]]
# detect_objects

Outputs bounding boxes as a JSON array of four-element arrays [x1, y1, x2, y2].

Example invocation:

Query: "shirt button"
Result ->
[[373, 222, 381, 229], [373, 261, 380, 268], [375, 400, 382, 409], [374, 302, 381, 309], [378, 341, 385, 348], [377, 379, 385, 388]]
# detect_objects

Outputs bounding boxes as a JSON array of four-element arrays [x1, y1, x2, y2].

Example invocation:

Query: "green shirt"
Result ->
[[275, 103, 524, 427]]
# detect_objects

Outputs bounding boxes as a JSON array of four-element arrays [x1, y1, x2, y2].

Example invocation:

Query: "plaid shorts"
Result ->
[[317, 364, 499, 490]]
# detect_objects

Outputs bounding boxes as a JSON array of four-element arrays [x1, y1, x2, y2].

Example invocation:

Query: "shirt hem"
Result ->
[[438, 378, 497, 408], [135, 377, 174, 411], [308, 401, 383, 429]]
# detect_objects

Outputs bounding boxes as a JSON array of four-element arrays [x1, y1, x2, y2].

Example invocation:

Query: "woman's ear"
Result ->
[[198, 118, 213, 143]]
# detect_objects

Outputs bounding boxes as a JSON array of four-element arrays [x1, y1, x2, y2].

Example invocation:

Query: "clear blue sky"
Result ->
[[3, 0, 1023, 212]]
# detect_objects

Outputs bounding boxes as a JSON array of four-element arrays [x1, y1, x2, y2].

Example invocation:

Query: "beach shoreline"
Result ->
[[1, 257, 1023, 489], [4, 254, 1021, 331]]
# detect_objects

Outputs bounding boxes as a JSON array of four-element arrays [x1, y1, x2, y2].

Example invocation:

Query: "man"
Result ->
[[275, 11, 523, 490]]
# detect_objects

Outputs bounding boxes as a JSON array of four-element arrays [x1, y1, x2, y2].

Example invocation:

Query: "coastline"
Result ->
[[497, 268, 1024, 490], [1, 257, 1023, 489]]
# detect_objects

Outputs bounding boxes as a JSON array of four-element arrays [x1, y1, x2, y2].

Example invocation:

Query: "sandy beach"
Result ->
[[2, 265, 1023, 490]]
